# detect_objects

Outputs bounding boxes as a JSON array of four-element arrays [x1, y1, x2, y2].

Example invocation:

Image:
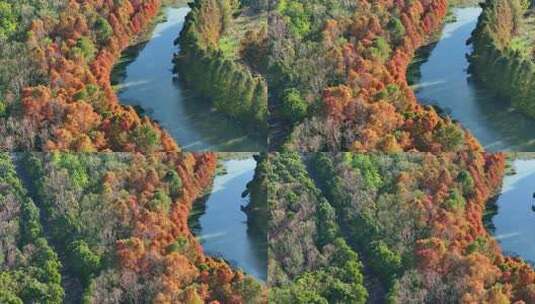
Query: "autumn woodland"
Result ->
[[2, 0, 535, 303]]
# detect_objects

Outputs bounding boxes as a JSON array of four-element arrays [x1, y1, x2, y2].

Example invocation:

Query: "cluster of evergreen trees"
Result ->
[[176, 0, 268, 133]]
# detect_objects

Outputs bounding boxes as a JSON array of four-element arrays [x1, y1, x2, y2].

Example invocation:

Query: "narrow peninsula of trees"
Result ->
[[176, 0, 269, 135]]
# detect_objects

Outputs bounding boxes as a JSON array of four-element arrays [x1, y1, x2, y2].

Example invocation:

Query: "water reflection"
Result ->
[[414, 7, 535, 151]]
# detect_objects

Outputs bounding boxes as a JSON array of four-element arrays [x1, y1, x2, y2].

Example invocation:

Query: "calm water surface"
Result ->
[[414, 7, 535, 151], [192, 158, 267, 280], [491, 159, 535, 264], [115, 7, 265, 151]]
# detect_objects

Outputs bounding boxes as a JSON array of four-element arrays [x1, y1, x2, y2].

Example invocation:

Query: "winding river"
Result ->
[[190, 157, 267, 281], [490, 159, 535, 265], [113, 7, 265, 152], [413, 7, 535, 151]]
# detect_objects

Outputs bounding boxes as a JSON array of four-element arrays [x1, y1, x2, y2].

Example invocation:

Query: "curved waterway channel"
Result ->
[[112, 6, 265, 151], [488, 158, 535, 265], [411, 7, 535, 151], [189, 156, 267, 281]]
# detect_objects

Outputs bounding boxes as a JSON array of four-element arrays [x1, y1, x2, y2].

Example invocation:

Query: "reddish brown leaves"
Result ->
[[20, 0, 177, 152]]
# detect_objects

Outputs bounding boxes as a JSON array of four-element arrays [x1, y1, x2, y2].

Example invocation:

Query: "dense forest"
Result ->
[[5, 0, 535, 303], [9, 151, 535, 303], [0, 0, 526, 151], [470, 0, 535, 118], [1, 152, 266, 303], [246, 152, 535, 303]]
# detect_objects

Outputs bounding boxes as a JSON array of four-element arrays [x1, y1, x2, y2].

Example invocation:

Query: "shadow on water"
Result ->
[[488, 159, 535, 265], [113, 7, 266, 152], [189, 158, 267, 281], [413, 7, 535, 151]]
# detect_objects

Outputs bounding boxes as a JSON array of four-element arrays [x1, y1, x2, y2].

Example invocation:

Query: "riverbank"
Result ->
[[113, 6, 266, 151], [8, 152, 268, 303], [189, 157, 267, 281], [175, 0, 268, 135], [10, 0, 180, 152], [261, 152, 535, 302], [487, 158, 535, 266], [408, 1, 480, 86], [111, 0, 189, 87], [410, 5, 535, 151], [282, 0, 485, 153]]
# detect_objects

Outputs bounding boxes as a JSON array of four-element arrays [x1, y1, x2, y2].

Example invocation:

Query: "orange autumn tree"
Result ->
[[274, 0, 476, 153], [307, 151, 535, 303], [1, 0, 177, 152]]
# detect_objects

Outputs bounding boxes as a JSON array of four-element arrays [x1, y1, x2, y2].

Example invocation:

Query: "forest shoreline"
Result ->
[[174, 0, 269, 136]]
